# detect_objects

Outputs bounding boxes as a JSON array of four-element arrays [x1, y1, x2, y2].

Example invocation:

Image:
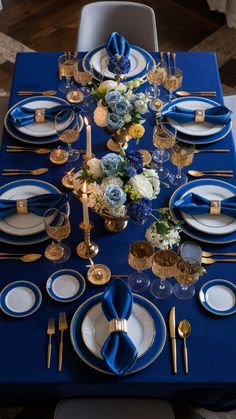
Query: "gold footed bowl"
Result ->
[[94, 209, 129, 233], [104, 127, 131, 152]]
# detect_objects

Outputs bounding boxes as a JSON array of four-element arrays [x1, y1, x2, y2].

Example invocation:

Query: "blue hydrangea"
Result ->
[[101, 153, 122, 177], [125, 150, 143, 175], [108, 55, 131, 75], [127, 198, 152, 224], [105, 91, 122, 103], [123, 163, 137, 178], [107, 112, 124, 130], [104, 184, 127, 208]]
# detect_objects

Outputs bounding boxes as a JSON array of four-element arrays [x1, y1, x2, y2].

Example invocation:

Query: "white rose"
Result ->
[[98, 80, 118, 92], [129, 173, 154, 199], [123, 114, 132, 123], [93, 103, 108, 127], [87, 158, 103, 179], [143, 168, 160, 199], [134, 100, 148, 114]]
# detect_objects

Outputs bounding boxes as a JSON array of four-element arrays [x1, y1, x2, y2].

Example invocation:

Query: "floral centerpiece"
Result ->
[[93, 79, 149, 151], [73, 150, 160, 232], [145, 208, 182, 250]]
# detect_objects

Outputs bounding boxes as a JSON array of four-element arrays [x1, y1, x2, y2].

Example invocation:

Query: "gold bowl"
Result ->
[[93, 208, 129, 233]]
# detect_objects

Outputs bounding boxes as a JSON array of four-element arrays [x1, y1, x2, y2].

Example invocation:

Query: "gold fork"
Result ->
[[58, 312, 68, 372], [47, 318, 55, 369]]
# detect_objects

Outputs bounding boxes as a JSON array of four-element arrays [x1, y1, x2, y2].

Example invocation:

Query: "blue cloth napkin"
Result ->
[[0, 193, 69, 219], [101, 279, 138, 376], [162, 105, 231, 125], [173, 192, 236, 217], [106, 32, 130, 58], [9, 105, 80, 127]]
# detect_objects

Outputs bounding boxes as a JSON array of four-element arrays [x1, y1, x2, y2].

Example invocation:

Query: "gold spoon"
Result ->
[[202, 257, 236, 264], [202, 251, 236, 257], [2, 168, 48, 176], [0, 254, 42, 262], [176, 91, 216, 97], [17, 90, 57, 96], [178, 320, 191, 374], [6, 147, 53, 155], [194, 149, 230, 154], [188, 170, 233, 178]]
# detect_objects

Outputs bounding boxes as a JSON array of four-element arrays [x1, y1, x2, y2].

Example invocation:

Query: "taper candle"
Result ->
[[82, 181, 90, 226], [84, 117, 92, 159]]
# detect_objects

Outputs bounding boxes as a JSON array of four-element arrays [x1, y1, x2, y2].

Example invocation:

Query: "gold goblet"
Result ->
[[169, 140, 195, 186], [174, 257, 201, 300], [145, 59, 167, 111], [58, 52, 77, 94], [150, 250, 178, 299], [163, 67, 183, 102], [128, 240, 154, 292], [152, 122, 176, 179], [44, 208, 71, 263]]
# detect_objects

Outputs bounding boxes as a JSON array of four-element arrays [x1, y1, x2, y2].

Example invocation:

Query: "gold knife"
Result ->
[[169, 306, 177, 374]]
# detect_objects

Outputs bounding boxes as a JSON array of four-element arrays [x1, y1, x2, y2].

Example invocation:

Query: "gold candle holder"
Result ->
[[62, 167, 76, 190], [76, 222, 99, 259], [50, 148, 69, 165], [87, 263, 111, 285]]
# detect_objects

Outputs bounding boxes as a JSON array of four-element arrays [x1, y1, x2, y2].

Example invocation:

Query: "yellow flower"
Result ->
[[128, 123, 145, 139]]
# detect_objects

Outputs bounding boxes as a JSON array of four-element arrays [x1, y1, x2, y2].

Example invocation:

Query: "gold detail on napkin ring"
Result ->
[[16, 199, 28, 214], [109, 318, 128, 334], [35, 108, 45, 123], [210, 200, 221, 215], [195, 109, 205, 123]]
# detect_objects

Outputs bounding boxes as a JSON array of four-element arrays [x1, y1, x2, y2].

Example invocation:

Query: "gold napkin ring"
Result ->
[[109, 318, 128, 334], [35, 108, 45, 123], [16, 199, 28, 214], [210, 200, 221, 215], [195, 109, 205, 123]]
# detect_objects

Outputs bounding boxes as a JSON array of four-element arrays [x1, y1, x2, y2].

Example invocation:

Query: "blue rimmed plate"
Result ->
[[70, 293, 166, 375], [169, 178, 236, 244], [83, 44, 153, 82], [0, 281, 42, 317], [4, 96, 68, 144], [199, 279, 236, 316], [47, 269, 86, 303], [0, 179, 70, 245], [161, 97, 232, 145]]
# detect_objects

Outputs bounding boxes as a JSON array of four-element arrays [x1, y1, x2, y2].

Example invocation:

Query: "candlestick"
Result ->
[[76, 222, 99, 259], [82, 181, 90, 226], [84, 117, 92, 159]]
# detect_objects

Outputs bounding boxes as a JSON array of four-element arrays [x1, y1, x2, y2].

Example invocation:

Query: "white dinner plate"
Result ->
[[82, 301, 155, 359], [180, 184, 236, 235], [167, 98, 223, 137], [199, 279, 236, 316]]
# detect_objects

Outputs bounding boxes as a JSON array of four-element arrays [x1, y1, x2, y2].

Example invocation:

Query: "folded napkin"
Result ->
[[162, 105, 231, 125], [101, 279, 138, 376], [106, 32, 130, 58], [9, 104, 80, 127], [173, 192, 236, 217], [0, 193, 69, 219]]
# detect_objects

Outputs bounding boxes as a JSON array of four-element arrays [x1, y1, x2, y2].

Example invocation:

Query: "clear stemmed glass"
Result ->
[[128, 241, 154, 293], [44, 208, 71, 263], [145, 59, 167, 111], [55, 110, 84, 162], [163, 67, 183, 102], [150, 250, 178, 299], [58, 52, 77, 94], [152, 122, 176, 179], [174, 257, 201, 299], [169, 140, 195, 186]]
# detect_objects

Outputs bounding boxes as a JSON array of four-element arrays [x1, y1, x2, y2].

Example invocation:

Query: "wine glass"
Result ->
[[145, 59, 167, 111], [174, 257, 201, 299], [169, 141, 195, 186], [150, 250, 178, 299], [178, 241, 202, 263], [55, 110, 84, 162], [58, 52, 77, 94], [152, 122, 176, 179], [163, 67, 183, 102], [128, 241, 154, 293], [44, 208, 71, 263]]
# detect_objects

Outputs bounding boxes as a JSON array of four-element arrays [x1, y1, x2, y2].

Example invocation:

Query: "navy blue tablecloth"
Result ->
[[0, 52, 236, 411]]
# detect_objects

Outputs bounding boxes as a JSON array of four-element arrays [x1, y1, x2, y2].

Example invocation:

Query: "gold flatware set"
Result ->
[[169, 307, 191, 374], [176, 91, 216, 97], [6, 146, 86, 155], [47, 313, 68, 371], [0, 253, 42, 262], [202, 257, 236, 264], [194, 149, 230, 154], [17, 90, 57, 96], [2, 168, 48, 176], [188, 170, 233, 178]]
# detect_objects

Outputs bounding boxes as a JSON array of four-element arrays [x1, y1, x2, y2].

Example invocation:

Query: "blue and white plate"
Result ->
[[83, 44, 153, 82], [4, 96, 68, 144], [47, 269, 86, 303], [0, 179, 70, 245], [162, 97, 232, 145], [169, 178, 236, 244], [0, 281, 42, 317], [199, 279, 236, 316], [70, 293, 166, 375]]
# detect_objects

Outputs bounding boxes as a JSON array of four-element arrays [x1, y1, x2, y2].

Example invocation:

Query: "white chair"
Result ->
[[76, 2, 158, 52], [54, 398, 175, 419], [224, 95, 236, 141], [0, 96, 9, 148]]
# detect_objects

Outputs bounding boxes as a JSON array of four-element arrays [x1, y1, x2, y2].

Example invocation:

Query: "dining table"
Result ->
[[0, 50, 236, 411]]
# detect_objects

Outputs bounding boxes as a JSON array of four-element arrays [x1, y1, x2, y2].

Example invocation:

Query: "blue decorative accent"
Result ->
[[70, 292, 166, 375], [106, 32, 131, 58], [162, 105, 231, 125], [46, 269, 86, 303], [173, 192, 236, 217], [199, 279, 236, 316], [0, 281, 42, 317]]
